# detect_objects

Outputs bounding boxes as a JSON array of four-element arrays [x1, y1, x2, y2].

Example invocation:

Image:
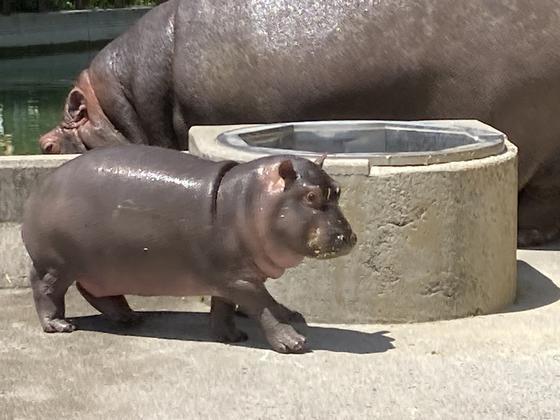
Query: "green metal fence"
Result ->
[[1, 1, 163, 14]]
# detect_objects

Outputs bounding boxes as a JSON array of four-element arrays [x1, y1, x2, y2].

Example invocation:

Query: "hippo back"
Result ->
[[22, 146, 237, 276]]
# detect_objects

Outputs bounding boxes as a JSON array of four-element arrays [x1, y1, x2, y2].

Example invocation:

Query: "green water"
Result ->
[[0, 49, 100, 155]]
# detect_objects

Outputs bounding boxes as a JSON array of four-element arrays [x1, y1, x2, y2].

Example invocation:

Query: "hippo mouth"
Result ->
[[310, 246, 355, 260], [307, 230, 357, 259]]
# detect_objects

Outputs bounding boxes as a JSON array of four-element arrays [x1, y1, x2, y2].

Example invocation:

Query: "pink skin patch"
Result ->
[[242, 163, 305, 279]]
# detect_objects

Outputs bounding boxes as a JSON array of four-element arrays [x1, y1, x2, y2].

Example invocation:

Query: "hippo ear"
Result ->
[[64, 88, 88, 124], [278, 159, 297, 189], [314, 154, 327, 168]]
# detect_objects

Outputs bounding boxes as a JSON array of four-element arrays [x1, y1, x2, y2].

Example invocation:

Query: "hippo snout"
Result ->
[[327, 224, 357, 258], [39, 126, 87, 154], [39, 128, 62, 154], [309, 218, 357, 260], [332, 230, 357, 252]]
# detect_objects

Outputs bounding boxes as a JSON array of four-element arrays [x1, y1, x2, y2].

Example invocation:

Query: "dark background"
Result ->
[[1, 0, 166, 14]]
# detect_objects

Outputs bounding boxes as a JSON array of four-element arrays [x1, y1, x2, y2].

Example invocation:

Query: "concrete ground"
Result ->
[[1, 247, 559, 420]]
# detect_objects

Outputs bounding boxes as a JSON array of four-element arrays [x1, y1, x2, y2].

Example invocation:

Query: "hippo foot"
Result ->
[[518, 226, 560, 248], [42, 318, 76, 333], [265, 324, 307, 354]]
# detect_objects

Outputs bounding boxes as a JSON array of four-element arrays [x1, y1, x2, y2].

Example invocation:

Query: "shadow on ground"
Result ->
[[70, 312, 395, 355], [518, 238, 560, 251], [504, 260, 560, 313]]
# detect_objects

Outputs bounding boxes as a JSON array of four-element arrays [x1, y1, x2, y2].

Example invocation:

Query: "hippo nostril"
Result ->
[[42, 141, 59, 154], [349, 232, 357, 246]]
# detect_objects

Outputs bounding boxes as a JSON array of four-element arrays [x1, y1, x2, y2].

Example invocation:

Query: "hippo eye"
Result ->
[[306, 191, 317, 203], [304, 188, 323, 208]]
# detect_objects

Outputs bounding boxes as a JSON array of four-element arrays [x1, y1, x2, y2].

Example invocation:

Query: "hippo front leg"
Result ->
[[210, 296, 248, 343], [269, 303, 307, 325], [224, 280, 307, 353], [237, 301, 306, 325]]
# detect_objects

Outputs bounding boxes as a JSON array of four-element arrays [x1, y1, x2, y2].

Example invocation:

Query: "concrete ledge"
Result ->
[[0, 222, 29, 288], [189, 124, 519, 323], [0, 8, 150, 49], [0, 154, 76, 223]]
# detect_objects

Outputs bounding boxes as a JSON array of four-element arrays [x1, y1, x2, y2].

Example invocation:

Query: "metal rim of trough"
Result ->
[[216, 119, 507, 166]]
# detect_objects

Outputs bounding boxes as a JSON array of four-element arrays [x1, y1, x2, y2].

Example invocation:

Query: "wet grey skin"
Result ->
[[21, 145, 356, 353]]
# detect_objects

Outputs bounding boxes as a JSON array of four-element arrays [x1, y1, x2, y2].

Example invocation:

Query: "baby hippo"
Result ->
[[21, 145, 356, 353]]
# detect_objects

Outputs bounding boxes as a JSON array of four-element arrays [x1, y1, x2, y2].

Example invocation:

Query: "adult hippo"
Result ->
[[39, 0, 560, 246]]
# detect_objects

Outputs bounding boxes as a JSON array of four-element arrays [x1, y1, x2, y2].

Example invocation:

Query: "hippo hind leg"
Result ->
[[76, 282, 141, 325], [210, 297, 248, 343], [518, 180, 560, 247], [29, 265, 75, 333]]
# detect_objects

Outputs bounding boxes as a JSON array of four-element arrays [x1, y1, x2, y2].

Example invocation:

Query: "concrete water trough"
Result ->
[[190, 120, 518, 323]]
